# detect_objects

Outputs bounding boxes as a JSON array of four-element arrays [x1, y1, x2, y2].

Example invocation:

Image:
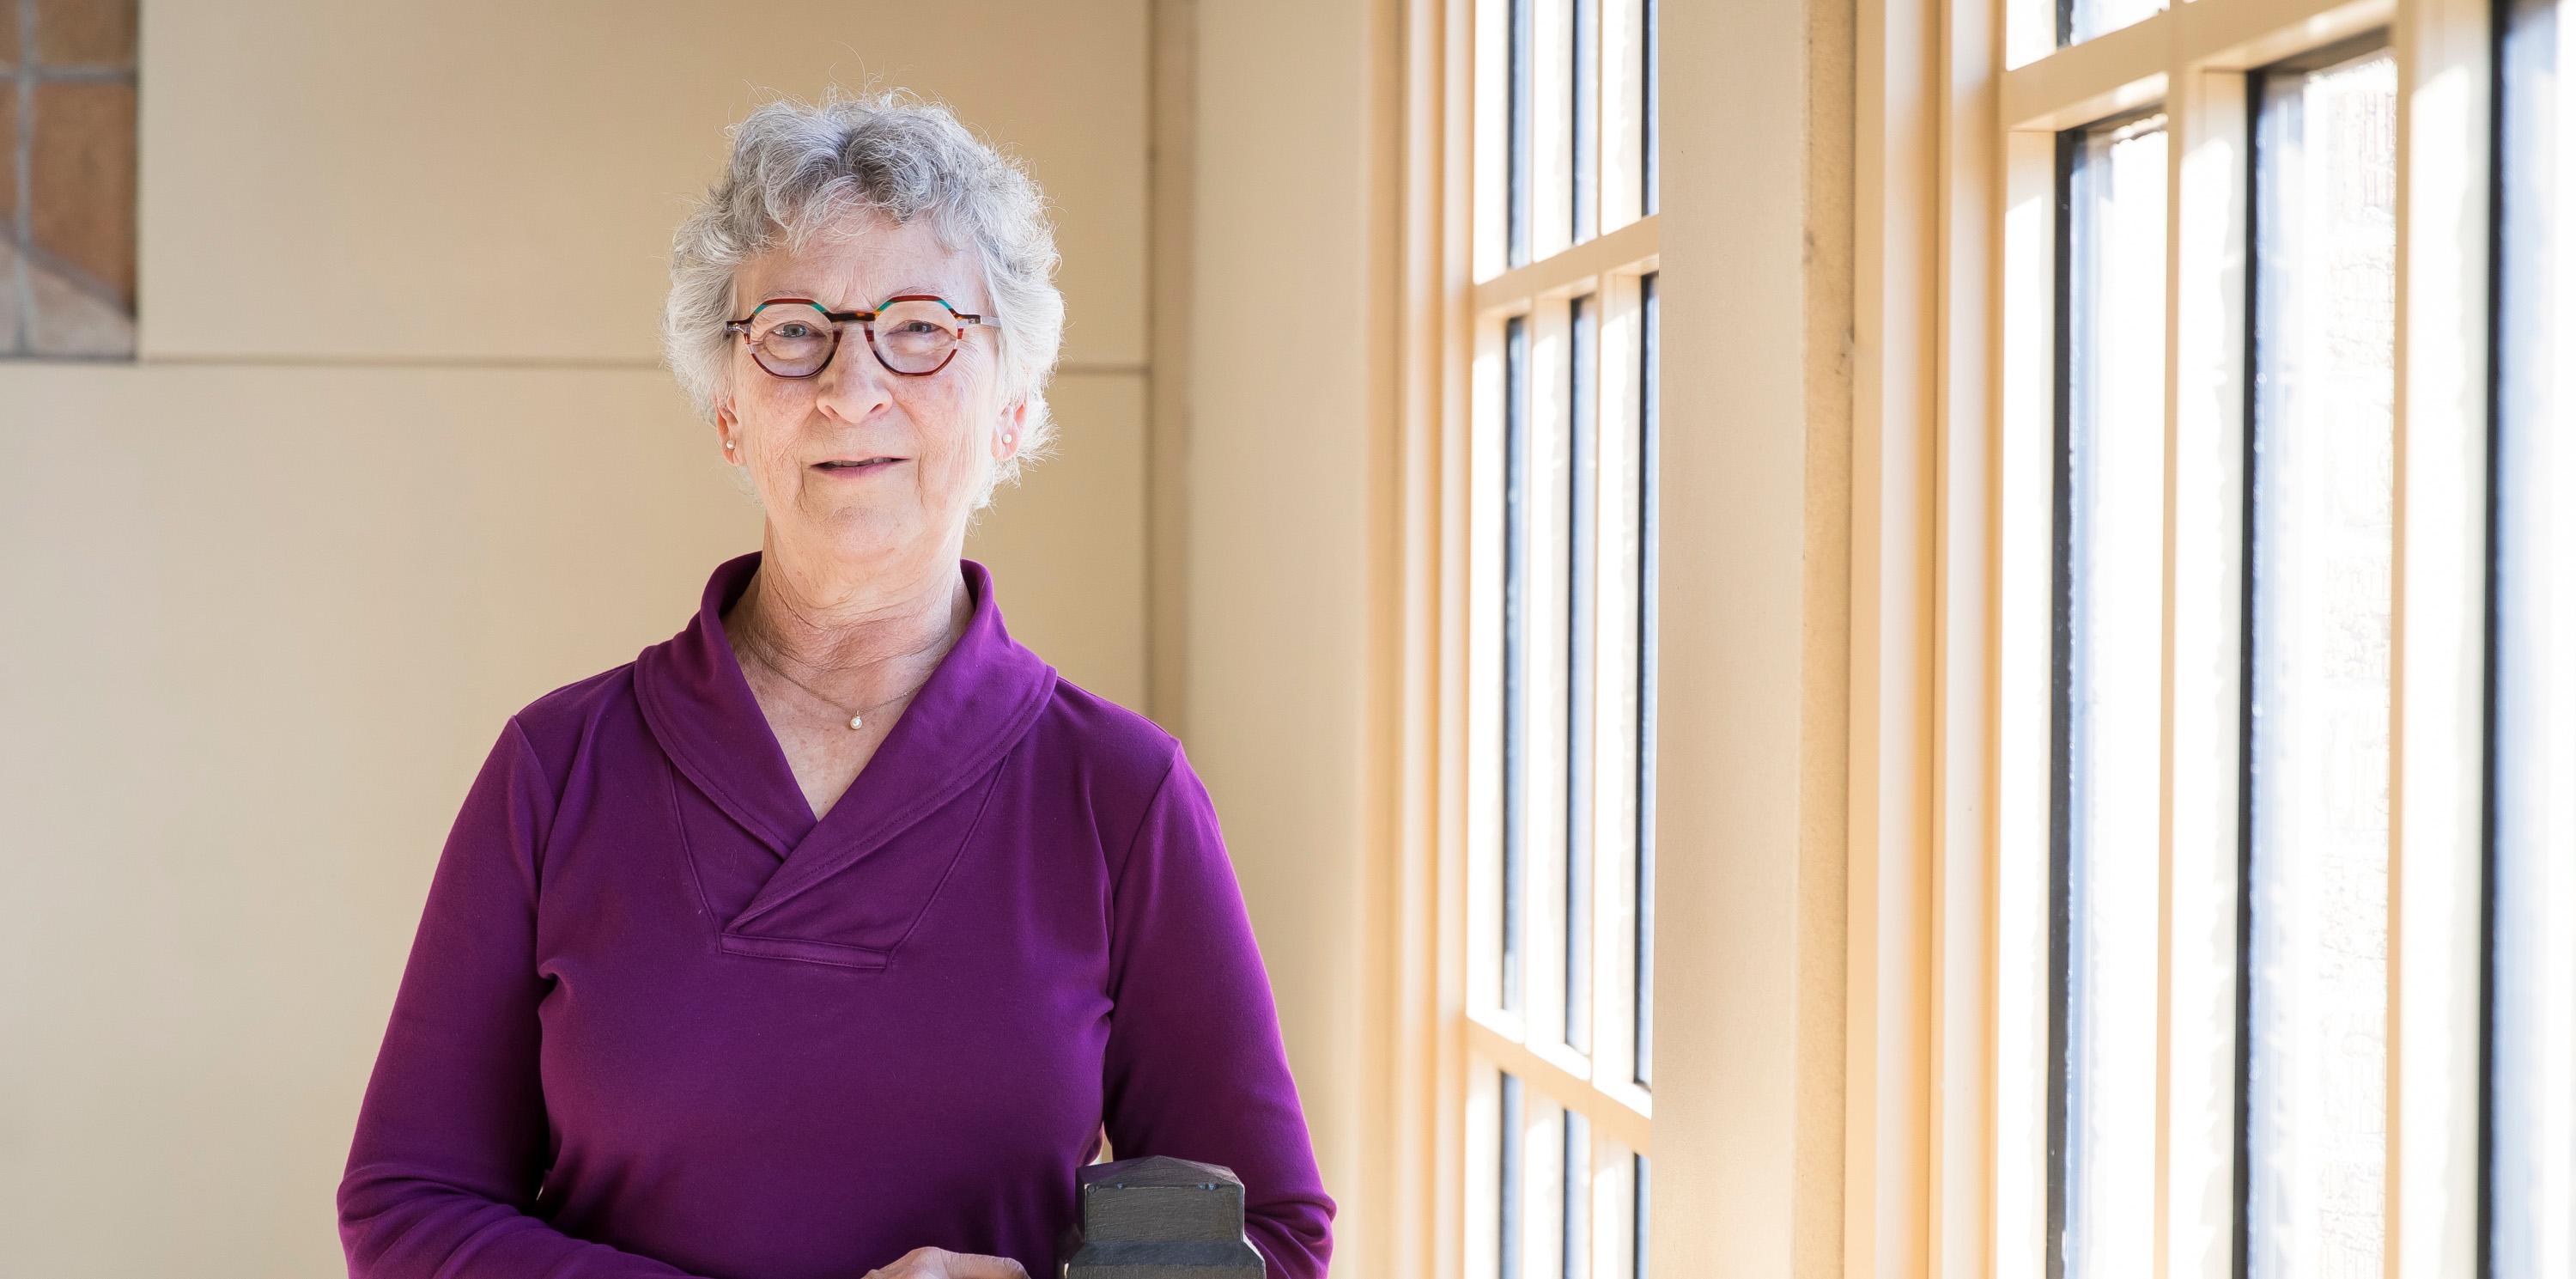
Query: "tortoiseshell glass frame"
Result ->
[[721, 293, 995, 378]]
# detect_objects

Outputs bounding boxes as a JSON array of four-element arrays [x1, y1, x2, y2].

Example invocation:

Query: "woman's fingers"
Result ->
[[870, 1246, 1033, 1279], [938, 1250, 1032, 1279]]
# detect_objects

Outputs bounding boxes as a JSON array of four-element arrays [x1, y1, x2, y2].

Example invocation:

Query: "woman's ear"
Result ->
[[715, 400, 741, 463], [993, 397, 1029, 460]]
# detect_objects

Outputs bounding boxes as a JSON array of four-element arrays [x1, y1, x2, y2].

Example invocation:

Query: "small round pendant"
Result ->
[[848, 715, 865, 730]]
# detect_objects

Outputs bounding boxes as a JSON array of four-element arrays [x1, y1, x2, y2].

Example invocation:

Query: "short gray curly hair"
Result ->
[[661, 88, 1066, 506]]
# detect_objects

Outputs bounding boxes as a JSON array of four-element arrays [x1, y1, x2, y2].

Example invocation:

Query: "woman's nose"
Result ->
[[813, 326, 897, 420]]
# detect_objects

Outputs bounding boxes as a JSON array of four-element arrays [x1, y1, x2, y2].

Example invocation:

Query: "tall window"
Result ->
[[2049, 107, 2167, 1279], [2239, 39, 2398, 1274], [2016, 0, 2447, 1268], [1465, 1, 1656, 1278], [2487, 0, 2576, 1269], [2012, 0, 2576, 1266]]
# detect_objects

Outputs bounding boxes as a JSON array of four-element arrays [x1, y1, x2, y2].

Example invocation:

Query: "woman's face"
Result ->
[[716, 206, 1024, 579]]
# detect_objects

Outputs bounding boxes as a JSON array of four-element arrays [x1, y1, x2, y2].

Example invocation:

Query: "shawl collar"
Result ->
[[633, 550, 1057, 935]]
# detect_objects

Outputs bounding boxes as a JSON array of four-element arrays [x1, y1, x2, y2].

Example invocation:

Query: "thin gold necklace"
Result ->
[[732, 582, 933, 732], [748, 649, 920, 731]]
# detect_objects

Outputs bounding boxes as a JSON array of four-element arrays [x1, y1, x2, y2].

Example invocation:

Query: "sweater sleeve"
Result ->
[[1099, 744, 1338, 1279], [337, 716, 711, 1278]]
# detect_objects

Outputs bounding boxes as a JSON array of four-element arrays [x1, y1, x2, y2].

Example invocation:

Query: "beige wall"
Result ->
[[1651, 0, 1856, 1272], [0, 3, 1155, 1274], [1178, 0, 1393, 1272], [137, 3, 1147, 371]]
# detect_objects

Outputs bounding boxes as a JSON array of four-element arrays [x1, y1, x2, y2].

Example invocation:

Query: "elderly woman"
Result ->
[[336, 91, 1334, 1279]]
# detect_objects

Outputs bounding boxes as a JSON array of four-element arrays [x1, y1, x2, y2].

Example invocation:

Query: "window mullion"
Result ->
[[2150, 41, 2188, 1279], [1467, 1014, 1655, 1154], [2160, 64, 2252, 1279], [2388, 0, 2498, 1270]]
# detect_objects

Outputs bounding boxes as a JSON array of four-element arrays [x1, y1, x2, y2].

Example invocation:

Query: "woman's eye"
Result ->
[[770, 323, 817, 340]]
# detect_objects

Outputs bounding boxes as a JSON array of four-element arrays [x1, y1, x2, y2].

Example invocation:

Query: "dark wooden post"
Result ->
[[1057, 1154, 1267, 1279]]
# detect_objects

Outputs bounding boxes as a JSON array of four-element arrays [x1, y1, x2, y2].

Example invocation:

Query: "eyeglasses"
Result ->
[[722, 294, 996, 379]]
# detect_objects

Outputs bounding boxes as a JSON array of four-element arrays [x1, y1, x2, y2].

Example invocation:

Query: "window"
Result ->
[[2003, 0, 2492, 1270], [1986, 0, 2576, 1258], [2049, 107, 2167, 1279], [2064, 0, 2166, 46], [2239, 40, 2398, 1274], [1437, 0, 2576, 1263], [2, 0, 139, 357], [1463, 1, 1656, 1277], [2486, 0, 2576, 1268]]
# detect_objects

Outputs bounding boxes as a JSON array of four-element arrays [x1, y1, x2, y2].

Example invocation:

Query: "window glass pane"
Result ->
[[1510, 0, 1534, 267], [1641, 0, 1656, 216], [1502, 1071, 1526, 1279], [2063, 0, 2165, 46], [2488, 0, 2576, 1266], [1634, 272, 1657, 1091], [1574, 0, 1596, 241], [2050, 110, 2166, 1279], [1561, 1110, 1590, 1279], [2242, 43, 2397, 1276], [1506, 314, 1533, 1015], [1631, 1153, 1650, 1279], [1568, 294, 1597, 1055]]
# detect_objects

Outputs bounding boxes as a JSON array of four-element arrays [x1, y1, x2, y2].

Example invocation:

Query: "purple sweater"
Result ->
[[338, 551, 1334, 1279]]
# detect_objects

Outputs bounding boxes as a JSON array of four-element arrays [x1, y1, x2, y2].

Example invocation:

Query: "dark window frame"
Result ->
[[1569, 294, 1599, 1055], [1509, 0, 1534, 267], [1505, 313, 1533, 1017], [1636, 271, 1659, 1093]]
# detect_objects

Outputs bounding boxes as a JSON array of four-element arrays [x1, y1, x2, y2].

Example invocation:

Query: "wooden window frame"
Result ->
[[1382, 0, 2494, 1270], [1858, 0, 2497, 1271], [1399, 2, 1661, 1279]]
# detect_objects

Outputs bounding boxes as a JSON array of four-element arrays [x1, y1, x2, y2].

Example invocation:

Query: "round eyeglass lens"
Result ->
[[872, 298, 966, 374], [744, 303, 838, 377]]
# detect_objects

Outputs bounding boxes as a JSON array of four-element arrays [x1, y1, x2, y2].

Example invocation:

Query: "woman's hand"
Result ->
[[863, 1246, 1035, 1279]]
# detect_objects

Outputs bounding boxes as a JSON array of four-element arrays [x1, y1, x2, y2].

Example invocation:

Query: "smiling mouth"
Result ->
[[813, 458, 905, 472]]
